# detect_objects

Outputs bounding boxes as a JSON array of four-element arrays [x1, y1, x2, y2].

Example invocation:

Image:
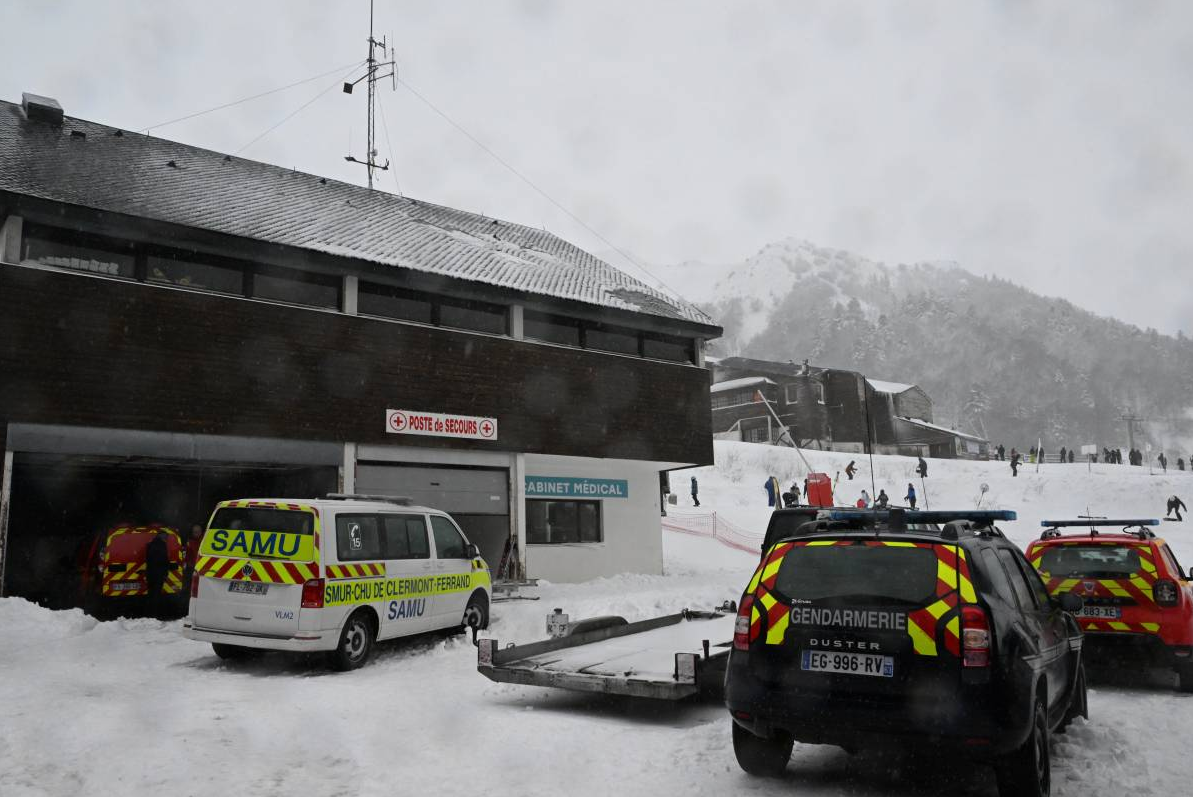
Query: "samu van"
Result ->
[[182, 494, 491, 670]]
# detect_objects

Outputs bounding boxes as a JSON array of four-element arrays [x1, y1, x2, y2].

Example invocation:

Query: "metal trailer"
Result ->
[[477, 606, 736, 700]]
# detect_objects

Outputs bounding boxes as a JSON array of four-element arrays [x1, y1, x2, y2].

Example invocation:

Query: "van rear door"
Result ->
[[191, 503, 319, 638], [743, 538, 976, 703]]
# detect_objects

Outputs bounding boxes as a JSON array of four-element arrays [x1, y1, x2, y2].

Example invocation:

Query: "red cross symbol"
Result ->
[[480, 420, 495, 438], [389, 411, 408, 432]]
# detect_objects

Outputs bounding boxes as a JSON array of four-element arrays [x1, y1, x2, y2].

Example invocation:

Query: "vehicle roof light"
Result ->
[[828, 510, 1017, 523], [1040, 519, 1159, 527]]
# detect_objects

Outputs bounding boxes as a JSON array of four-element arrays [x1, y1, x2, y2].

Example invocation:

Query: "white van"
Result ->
[[182, 494, 491, 670]]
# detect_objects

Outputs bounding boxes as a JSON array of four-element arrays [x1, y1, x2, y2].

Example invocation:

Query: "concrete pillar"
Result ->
[[340, 442, 356, 494], [510, 452, 527, 580], [510, 304, 524, 340], [0, 443, 13, 597], [0, 215, 23, 263], [342, 275, 359, 316]]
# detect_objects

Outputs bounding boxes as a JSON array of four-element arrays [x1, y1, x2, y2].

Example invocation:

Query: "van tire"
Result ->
[[462, 591, 489, 631], [329, 611, 375, 671], [732, 721, 792, 777], [995, 697, 1050, 797], [212, 643, 258, 661]]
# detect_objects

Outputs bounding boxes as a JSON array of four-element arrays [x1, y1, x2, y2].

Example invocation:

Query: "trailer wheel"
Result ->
[[732, 721, 792, 777]]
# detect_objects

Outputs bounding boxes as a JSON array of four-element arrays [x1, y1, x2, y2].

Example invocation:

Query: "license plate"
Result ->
[[228, 581, 268, 596], [801, 649, 894, 677], [1077, 605, 1121, 619], [110, 582, 141, 592]]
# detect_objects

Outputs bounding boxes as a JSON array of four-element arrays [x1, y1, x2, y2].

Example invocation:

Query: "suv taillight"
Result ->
[[301, 578, 325, 609], [1154, 579, 1179, 607], [190, 572, 200, 598], [733, 595, 755, 651], [961, 605, 991, 668]]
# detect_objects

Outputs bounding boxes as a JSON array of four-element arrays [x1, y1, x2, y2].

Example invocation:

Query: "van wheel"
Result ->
[[732, 721, 792, 777], [212, 643, 258, 661], [329, 611, 374, 671], [996, 698, 1050, 797], [1057, 663, 1087, 733], [462, 591, 489, 631], [1177, 662, 1193, 693]]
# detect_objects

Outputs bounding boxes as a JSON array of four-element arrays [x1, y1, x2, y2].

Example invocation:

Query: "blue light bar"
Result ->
[[828, 510, 1017, 523], [1040, 519, 1159, 527]]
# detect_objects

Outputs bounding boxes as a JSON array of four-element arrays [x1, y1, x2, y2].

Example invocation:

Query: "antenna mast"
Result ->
[[343, 0, 395, 189]]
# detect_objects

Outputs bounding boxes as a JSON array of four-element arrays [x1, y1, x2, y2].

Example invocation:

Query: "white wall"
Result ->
[[523, 454, 664, 583]]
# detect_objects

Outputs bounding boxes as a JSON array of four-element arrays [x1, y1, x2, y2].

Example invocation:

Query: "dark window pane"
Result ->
[[430, 516, 468, 558], [335, 515, 383, 561], [586, 325, 640, 355], [253, 268, 338, 308], [524, 310, 580, 346], [382, 515, 430, 559], [775, 543, 938, 604], [996, 549, 1036, 609], [527, 500, 602, 544], [642, 334, 694, 363], [147, 254, 243, 295], [209, 508, 314, 535], [22, 232, 135, 278], [359, 283, 434, 324], [439, 298, 507, 335]]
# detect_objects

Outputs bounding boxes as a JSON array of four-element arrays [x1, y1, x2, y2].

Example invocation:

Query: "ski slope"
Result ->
[[1, 441, 1190, 797]]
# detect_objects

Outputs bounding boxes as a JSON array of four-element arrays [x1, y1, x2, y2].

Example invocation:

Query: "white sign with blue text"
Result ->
[[525, 476, 629, 499]]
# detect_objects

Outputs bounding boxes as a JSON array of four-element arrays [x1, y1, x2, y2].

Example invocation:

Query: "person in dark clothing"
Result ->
[[782, 489, 798, 508], [1178, 458, 1185, 471], [1059, 446, 1067, 464], [845, 461, 857, 480], [1038, 447, 1045, 464], [1167, 496, 1187, 521], [790, 481, 802, 506], [1159, 453, 1168, 472], [1029, 446, 1037, 463], [145, 531, 170, 618], [690, 476, 700, 507], [875, 489, 889, 508], [996, 444, 1005, 461], [905, 483, 917, 508], [764, 476, 780, 508], [1010, 451, 1021, 477], [916, 457, 928, 478], [1068, 449, 1075, 463]]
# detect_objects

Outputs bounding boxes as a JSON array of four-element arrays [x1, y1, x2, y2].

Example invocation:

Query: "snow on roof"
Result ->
[[867, 378, 915, 394], [710, 376, 775, 393], [898, 416, 987, 443]]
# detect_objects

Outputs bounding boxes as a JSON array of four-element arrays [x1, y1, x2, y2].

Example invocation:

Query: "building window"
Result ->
[[252, 265, 339, 309], [745, 426, 768, 443], [21, 226, 136, 278], [147, 253, 243, 295], [439, 297, 508, 335], [527, 500, 601, 544], [585, 323, 640, 355], [642, 333, 695, 363], [358, 283, 434, 324], [524, 310, 581, 346], [815, 382, 826, 404]]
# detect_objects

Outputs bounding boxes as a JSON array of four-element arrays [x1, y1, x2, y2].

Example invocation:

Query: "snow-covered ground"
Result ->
[[2, 441, 1191, 796]]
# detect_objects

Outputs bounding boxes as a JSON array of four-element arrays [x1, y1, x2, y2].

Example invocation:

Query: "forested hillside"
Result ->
[[660, 239, 1193, 453]]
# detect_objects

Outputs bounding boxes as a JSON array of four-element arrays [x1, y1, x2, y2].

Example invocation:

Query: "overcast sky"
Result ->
[[3, 1, 1192, 333]]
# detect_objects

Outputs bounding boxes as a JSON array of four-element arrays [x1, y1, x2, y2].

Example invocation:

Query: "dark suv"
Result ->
[[725, 509, 1086, 797]]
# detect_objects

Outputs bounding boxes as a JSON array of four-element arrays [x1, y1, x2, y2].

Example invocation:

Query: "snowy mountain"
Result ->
[[656, 238, 1193, 454]]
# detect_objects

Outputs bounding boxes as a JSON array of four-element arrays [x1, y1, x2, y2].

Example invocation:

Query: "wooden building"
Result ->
[[709, 357, 987, 459], [0, 93, 721, 606]]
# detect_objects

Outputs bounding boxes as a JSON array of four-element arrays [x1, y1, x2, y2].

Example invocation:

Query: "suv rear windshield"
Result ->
[[209, 508, 314, 535], [774, 543, 940, 605], [1039, 545, 1142, 577]]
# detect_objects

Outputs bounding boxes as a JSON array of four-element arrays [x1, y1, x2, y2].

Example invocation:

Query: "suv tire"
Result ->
[[1057, 663, 1087, 733], [1177, 661, 1193, 693], [731, 721, 792, 777], [996, 698, 1050, 797], [329, 611, 375, 671]]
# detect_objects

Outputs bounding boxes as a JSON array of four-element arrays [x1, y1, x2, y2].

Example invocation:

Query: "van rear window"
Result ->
[[209, 508, 314, 535], [1039, 545, 1142, 577], [774, 543, 940, 605]]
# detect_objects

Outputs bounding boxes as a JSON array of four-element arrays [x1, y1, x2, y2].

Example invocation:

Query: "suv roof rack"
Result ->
[[823, 509, 1016, 538], [1039, 518, 1159, 540], [325, 493, 414, 506]]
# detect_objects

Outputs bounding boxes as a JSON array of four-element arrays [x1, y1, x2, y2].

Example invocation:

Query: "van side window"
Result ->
[[382, 515, 430, 560], [996, 548, 1037, 609], [336, 515, 382, 561], [430, 516, 467, 559]]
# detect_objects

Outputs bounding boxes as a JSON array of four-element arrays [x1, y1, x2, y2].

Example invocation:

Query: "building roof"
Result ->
[[898, 416, 987, 443], [0, 98, 716, 330], [866, 378, 915, 394], [710, 376, 776, 393]]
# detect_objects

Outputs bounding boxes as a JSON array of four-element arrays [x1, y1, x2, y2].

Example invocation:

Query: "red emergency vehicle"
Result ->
[[1026, 519, 1193, 691], [78, 524, 187, 612]]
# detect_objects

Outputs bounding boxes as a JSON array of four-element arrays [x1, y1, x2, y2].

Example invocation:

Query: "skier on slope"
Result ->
[[1167, 495, 1187, 522], [845, 461, 857, 480], [916, 457, 928, 479], [905, 483, 917, 509], [1010, 450, 1021, 477]]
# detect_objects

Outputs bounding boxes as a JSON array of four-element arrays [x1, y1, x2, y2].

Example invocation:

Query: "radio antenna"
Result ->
[[342, 0, 396, 189]]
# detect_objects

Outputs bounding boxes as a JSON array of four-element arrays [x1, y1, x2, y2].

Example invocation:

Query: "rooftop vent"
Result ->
[[21, 92, 64, 125]]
